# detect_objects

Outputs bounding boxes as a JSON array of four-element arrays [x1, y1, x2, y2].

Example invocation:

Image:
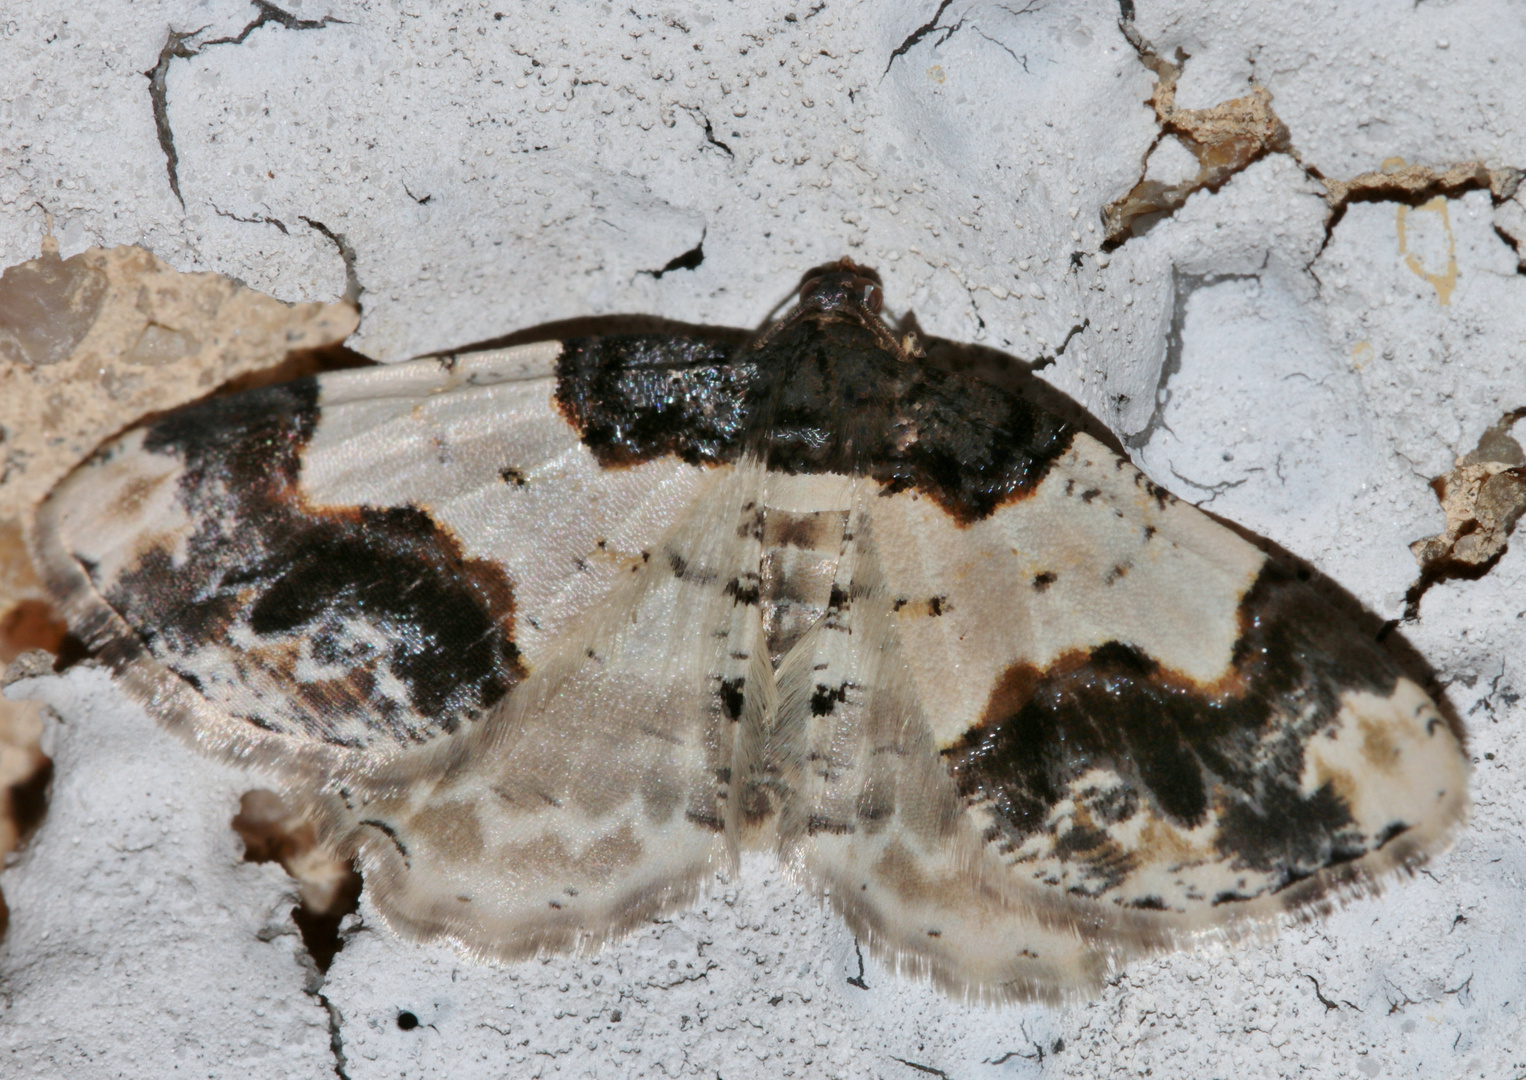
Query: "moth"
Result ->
[[31, 260, 1467, 1002]]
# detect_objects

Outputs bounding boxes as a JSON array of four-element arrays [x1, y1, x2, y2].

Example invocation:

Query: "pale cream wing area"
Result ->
[[304, 348, 726, 669], [873, 433, 1268, 751]]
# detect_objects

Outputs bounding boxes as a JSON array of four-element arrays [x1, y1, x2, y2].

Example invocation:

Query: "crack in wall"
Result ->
[[1491, 172, 1526, 271], [1168, 464, 1248, 505], [884, 0, 958, 75], [299, 217, 364, 307], [1465, 665, 1519, 722], [683, 108, 734, 158], [232, 789, 363, 973], [891, 1055, 955, 1079], [1030, 317, 1089, 370], [1493, 227, 1526, 273], [701, 115, 733, 157], [144, 29, 203, 208], [847, 939, 870, 989], [971, 24, 1029, 73], [228, 781, 360, 1073], [200, 0, 344, 47], [142, 2, 342, 209], [981, 1021, 1053, 1065], [639, 232, 707, 279], [212, 203, 289, 234], [1322, 159, 1505, 216], [1303, 973, 1342, 1013], [884, 0, 1040, 78], [294, 886, 362, 1080], [309, 987, 352, 1080], [1312, 160, 1521, 268]]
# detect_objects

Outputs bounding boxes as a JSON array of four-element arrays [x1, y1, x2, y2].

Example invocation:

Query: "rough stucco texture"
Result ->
[[2, 1, 1525, 1077]]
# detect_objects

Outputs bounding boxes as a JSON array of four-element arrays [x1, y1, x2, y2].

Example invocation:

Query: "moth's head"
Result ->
[[751, 258, 912, 361], [795, 259, 884, 324]]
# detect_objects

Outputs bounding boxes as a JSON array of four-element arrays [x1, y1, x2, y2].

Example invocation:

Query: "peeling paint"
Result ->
[[1104, 20, 1291, 248], [1407, 409, 1526, 618], [1321, 158, 1505, 212]]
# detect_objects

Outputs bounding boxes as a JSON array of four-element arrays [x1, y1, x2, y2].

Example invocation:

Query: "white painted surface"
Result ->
[[3, 1, 1524, 1076]]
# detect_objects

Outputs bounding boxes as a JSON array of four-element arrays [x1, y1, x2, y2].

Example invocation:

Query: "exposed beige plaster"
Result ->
[[0, 243, 358, 919], [1410, 410, 1526, 584], [0, 241, 358, 525]]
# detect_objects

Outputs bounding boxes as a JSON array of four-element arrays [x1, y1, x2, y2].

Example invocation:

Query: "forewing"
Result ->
[[31, 343, 725, 771], [777, 432, 1467, 1001]]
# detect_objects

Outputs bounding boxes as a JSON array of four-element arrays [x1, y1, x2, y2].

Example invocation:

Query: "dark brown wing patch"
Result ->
[[90, 380, 526, 749], [945, 561, 1396, 895]]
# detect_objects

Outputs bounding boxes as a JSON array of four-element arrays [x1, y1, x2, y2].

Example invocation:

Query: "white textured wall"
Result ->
[[3, 1, 1525, 1077]]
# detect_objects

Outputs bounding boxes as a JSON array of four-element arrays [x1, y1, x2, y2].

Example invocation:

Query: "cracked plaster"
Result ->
[[2, 1, 1525, 1077]]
